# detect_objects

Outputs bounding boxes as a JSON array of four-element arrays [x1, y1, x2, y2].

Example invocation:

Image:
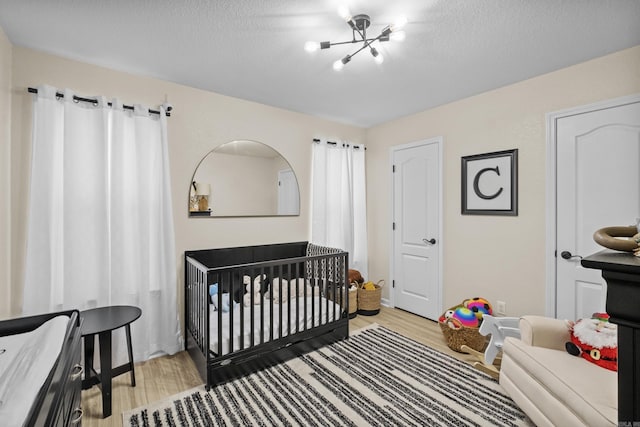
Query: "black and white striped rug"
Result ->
[[124, 325, 532, 426]]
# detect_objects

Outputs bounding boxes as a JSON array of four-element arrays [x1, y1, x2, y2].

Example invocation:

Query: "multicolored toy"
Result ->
[[452, 307, 480, 328], [565, 313, 618, 371], [464, 297, 493, 319], [438, 297, 493, 330], [438, 297, 494, 353], [438, 307, 479, 329]]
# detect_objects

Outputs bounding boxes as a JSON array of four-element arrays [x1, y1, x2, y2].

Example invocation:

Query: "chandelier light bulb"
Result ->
[[390, 30, 406, 42], [304, 41, 320, 52], [371, 48, 384, 64], [333, 55, 351, 71], [392, 16, 408, 31], [337, 5, 352, 21]]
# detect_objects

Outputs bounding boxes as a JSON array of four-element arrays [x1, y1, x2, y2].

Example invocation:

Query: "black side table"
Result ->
[[582, 251, 640, 424], [81, 305, 141, 418]]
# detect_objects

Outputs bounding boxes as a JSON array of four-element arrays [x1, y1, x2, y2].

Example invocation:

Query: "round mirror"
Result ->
[[189, 140, 300, 217]]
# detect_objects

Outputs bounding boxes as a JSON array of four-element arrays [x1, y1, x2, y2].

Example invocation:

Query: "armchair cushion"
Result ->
[[519, 315, 570, 351], [500, 316, 617, 427]]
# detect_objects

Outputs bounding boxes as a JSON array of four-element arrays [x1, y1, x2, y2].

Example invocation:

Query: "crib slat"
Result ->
[[287, 262, 292, 337], [204, 269, 210, 363], [249, 268, 255, 349], [220, 270, 227, 356], [239, 267, 245, 351], [268, 265, 273, 343], [278, 270, 283, 340], [295, 263, 307, 332]]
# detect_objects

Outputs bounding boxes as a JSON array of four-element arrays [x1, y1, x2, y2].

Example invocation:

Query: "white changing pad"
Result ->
[[0, 315, 70, 426], [209, 296, 342, 355]]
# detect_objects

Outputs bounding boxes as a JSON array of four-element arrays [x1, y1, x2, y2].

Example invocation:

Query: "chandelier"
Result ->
[[305, 6, 407, 70]]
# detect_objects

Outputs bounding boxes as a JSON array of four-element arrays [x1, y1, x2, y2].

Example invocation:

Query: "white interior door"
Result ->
[[392, 138, 442, 320], [556, 100, 640, 320], [277, 169, 299, 215]]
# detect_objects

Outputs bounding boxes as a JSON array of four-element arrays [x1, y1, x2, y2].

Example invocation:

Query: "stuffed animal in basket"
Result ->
[[348, 269, 364, 284], [463, 297, 493, 319], [565, 313, 618, 371], [439, 297, 494, 329], [440, 307, 479, 329], [362, 281, 376, 290]]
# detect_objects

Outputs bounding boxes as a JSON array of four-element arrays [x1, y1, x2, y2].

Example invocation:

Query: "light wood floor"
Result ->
[[82, 306, 478, 427]]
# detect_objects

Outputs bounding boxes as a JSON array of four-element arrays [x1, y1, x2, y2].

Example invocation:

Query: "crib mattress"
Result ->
[[209, 296, 342, 355], [0, 315, 69, 426]]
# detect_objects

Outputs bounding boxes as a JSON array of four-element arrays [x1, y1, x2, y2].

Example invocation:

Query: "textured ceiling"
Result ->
[[1, 0, 639, 127]]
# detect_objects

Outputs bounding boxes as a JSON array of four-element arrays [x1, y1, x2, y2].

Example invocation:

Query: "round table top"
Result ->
[[80, 305, 141, 336]]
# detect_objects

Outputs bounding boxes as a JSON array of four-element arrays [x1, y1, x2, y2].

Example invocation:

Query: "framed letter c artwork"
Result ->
[[461, 149, 518, 216]]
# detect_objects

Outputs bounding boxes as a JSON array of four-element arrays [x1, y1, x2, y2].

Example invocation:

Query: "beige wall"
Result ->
[[0, 26, 11, 318], [5, 42, 640, 320], [366, 45, 640, 317], [8, 47, 365, 315]]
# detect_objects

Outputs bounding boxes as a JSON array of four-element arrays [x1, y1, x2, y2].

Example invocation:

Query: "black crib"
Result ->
[[185, 241, 349, 389]]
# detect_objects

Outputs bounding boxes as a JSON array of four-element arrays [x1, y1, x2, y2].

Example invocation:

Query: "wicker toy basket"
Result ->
[[438, 306, 487, 352], [348, 285, 358, 318], [357, 280, 384, 316], [326, 285, 358, 318]]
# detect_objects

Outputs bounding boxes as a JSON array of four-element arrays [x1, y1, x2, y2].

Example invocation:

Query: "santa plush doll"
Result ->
[[565, 313, 618, 371]]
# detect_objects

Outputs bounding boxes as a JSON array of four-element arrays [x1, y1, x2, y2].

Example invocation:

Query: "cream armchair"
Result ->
[[499, 316, 617, 427]]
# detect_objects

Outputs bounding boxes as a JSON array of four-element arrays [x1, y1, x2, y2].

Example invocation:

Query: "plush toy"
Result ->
[[441, 309, 455, 320], [362, 281, 376, 291], [348, 269, 364, 284], [565, 313, 618, 371], [440, 309, 461, 329], [267, 278, 292, 303], [243, 274, 266, 288], [243, 282, 261, 306], [289, 278, 305, 296], [451, 307, 480, 328], [209, 283, 219, 304], [464, 297, 493, 319], [209, 284, 235, 312], [286, 278, 320, 298], [267, 278, 278, 301], [438, 306, 478, 329], [298, 284, 320, 298], [243, 274, 266, 306]]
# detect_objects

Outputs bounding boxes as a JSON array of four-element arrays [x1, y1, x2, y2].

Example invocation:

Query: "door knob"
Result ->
[[560, 251, 582, 260], [423, 238, 436, 245]]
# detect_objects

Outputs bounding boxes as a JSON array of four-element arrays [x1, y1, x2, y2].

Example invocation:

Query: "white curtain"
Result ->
[[311, 140, 368, 278], [23, 85, 181, 362]]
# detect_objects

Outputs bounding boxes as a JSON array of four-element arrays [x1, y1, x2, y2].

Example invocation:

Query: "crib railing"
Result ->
[[185, 256, 210, 357]]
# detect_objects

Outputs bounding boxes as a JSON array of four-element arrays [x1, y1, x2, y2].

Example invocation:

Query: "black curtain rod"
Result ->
[[312, 138, 365, 150], [27, 87, 172, 117]]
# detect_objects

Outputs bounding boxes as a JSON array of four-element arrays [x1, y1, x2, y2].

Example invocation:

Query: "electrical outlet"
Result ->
[[496, 300, 506, 316]]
